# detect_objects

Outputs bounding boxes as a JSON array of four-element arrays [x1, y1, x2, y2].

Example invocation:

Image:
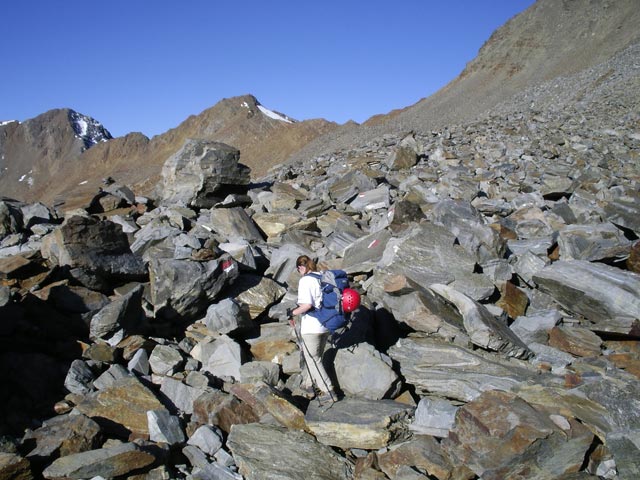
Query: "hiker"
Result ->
[[288, 255, 337, 402]]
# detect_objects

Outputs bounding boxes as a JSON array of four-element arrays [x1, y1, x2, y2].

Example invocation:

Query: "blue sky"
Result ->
[[2, 1, 535, 138]]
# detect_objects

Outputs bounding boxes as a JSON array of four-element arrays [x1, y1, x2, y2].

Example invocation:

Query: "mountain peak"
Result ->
[[67, 110, 113, 149]]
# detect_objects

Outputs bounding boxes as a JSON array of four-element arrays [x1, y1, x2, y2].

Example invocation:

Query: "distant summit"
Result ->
[[0, 109, 112, 201], [68, 110, 113, 149], [0, 95, 338, 208]]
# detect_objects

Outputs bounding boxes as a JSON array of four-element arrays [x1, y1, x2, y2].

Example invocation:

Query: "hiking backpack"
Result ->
[[307, 270, 360, 333]]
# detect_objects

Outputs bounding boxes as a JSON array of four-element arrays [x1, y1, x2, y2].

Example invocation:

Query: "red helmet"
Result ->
[[342, 288, 361, 313]]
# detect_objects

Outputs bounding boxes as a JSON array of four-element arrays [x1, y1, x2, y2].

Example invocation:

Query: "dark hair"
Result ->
[[296, 255, 317, 272]]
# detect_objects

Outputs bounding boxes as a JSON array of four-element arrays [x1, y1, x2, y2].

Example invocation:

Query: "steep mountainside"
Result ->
[[284, 0, 640, 166]]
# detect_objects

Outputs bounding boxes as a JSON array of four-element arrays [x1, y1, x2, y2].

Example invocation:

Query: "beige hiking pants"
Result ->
[[301, 333, 334, 394]]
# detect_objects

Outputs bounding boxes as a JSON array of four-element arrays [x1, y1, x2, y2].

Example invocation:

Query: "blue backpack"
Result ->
[[307, 270, 351, 333]]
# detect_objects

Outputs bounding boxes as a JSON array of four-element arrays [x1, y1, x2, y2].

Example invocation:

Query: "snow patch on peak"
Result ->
[[19, 170, 34, 187], [257, 104, 294, 124], [68, 110, 113, 150], [0, 120, 18, 127]]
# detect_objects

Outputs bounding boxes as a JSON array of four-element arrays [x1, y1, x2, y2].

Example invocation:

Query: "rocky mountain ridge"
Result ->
[[0, 95, 337, 209]]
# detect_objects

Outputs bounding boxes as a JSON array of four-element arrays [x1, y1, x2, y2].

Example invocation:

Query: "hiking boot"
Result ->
[[296, 385, 316, 399], [317, 390, 338, 404]]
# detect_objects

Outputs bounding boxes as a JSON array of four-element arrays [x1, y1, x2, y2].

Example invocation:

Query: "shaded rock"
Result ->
[[40, 215, 146, 288], [160, 140, 249, 208], [377, 435, 453, 480], [334, 343, 399, 400], [147, 409, 185, 445], [442, 390, 594, 480], [603, 194, 640, 235], [388, 336, 540, 402], [74, 376, 164, 436], [204, 298, 252, 335], [42, 442, 156, 480], [368, 275, 466, 340], [548, 326, 603, 357], [625, 239, 640, 274], [305, 398, 414, 450], [24, 413, 102, 461], [533, 260, 640, 334], [0, 453, 32, 480], [149, 255, 238, 322], [192, 390, 259, 434], [33, 281, 110, 314], [89, 285, 145, 342], [230, 382, 306, 431], [227, 423, 352, 480], [0, 200, 24, 239]]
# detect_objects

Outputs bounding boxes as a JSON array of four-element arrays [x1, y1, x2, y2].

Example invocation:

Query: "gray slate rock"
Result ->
[[410, 396, 459, 437], [557, 223, 631, 261], [334, 343, 399, 400], [187, 425, 224, 456], [42, 442, 157, 480], [160, 139, 250, 208], [305, 397, 414, 450], [64, 359, 95, 395], [149, 254, 239, 321], [148, 344, 184, 376], [147, 408, 185, 445], [89, 285, 145, 342], [40, 215, 146, 288], [227, 423, 353, 480], [533, 260, 640, 333], [378, 223, 494, 300], [204, 298, 252, 335], [388, 336, 541, 402], [428, 283, 531, 359]]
